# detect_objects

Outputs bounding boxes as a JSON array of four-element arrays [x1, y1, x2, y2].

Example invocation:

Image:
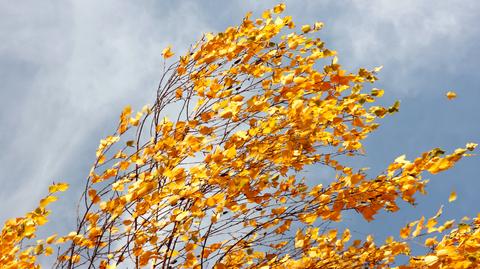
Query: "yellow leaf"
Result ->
[[424, 255, 439, 266], [446, 91, 457, 100], [274, 17, 284, 26], [40, 196, 58, 208], [332, 56, 338, 65], [34, 244, 44, 255], [426, 218, 438, 233], [271, 206, 287, 215], [293, 76, 306, 84], [162, 45, 174, 59], [98, 154, 106, 164], [119, 105, 132, 134], [175, 211, 189, 222], [424, 237, 437, 247], [45, 246, 54, 256], [118, 161, 130, 171], [412, 216, 425, 237], [300, 213, 317, 224], [466, 142, 478, 151], [71, 254, 81, 264], [280, 73, 294, 85], [55, 237, 66, 244], [262, 10, 271, 19], [394, 154, 408, 164], [46, 234, 57, 244], [175, 88, 183, 99], [433, 205, 444, 219], [373, 65, 383, 73], [235, 130, 249, 140], [273, 3, 286, 14], [292, 99, 303, 111], [448, 191, 457, 202], [314, 21, 324, 30], [206, 193, 225, 207], [88, 189, 101, 204], [225, 146, 236, 159], [400, 225, 410, 239], [371, 88, 384, 97], [295, 239, 304, 248], [427, 158, 451, 174], [49, 182, 69, 193], [205, 197, 216, 207], [301, 24, 311, 33]]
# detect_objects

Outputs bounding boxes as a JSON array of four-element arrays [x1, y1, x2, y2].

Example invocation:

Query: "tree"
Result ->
[[1, 4, 478, 268]]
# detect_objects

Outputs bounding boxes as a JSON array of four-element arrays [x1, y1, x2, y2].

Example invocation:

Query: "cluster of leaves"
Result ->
[[1, 4, 479, 269], [0, 183, 68, 268]]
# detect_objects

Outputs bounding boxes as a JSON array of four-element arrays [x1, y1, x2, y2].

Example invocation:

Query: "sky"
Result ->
[[1, 0, 479, 257]]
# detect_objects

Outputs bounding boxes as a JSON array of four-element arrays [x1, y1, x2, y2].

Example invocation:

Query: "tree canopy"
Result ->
[[1, 4, 478, 269]]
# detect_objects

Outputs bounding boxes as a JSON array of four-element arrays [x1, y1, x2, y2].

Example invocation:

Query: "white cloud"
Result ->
[[0, 0, 214, 223], [231, 0, 476, 95]]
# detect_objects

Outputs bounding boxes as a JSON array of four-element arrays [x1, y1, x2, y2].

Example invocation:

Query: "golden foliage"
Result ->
[[1, 4, 478, 269], [446, 91, 457, 100]]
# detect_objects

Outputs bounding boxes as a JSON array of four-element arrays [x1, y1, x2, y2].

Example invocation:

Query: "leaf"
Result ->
[[49, 183, 69, 193], [332, 56, 338, 65], [388, 100, 400, 113], [466, 142, 478, 151], [175, 88, 183, 99], [295, 239, 304, 248], [448, 191, 457, 202], [314, 21, 324, 30], [446, 91, 457, 100], [119, 106, 132, 134], [373, 65, 383, 73], [98, 154, 106, 164], [44, 246, 54, 256], [162, 46, 174, 59], [175, 211, 189, 222], [126, 140, 135, 147], [371, 88, 384, 97], [412, 216, 425, 237], [301, 213, 317, 224], [273, 3, 286, 13], [400, 225, 411, 239], [88, 189, 101, 204], [40, 196, 58, 208], [424, 255, 439, 266], [46, 234, 57, 244], [34, 244, 44, 255], [224, 146, 237, 159], [394, 154, 408, 164], [301, 24, 311, 33]]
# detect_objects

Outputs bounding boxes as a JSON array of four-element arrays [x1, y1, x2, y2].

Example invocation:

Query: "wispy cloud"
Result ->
[[0, 0, 214, 223]]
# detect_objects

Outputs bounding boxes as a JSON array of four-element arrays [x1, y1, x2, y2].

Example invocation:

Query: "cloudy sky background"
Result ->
[[1, 0, 479, 255]]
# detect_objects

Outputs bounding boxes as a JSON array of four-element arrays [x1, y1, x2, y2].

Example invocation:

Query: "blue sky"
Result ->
[[1, 0, 479, 251]]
